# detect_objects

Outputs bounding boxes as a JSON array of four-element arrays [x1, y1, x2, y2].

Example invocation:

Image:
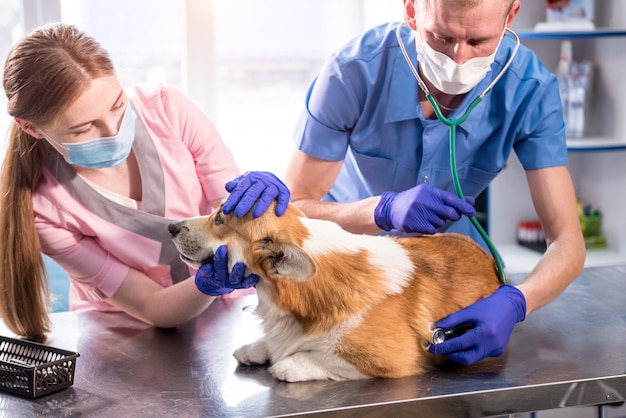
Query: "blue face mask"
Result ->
[[49, 105, 137, 169]]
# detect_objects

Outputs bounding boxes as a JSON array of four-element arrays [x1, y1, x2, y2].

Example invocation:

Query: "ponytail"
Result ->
[[0, 124, 52, 341]]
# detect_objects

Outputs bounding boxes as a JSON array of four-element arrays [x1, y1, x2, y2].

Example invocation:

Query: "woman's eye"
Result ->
[[215, 212, 223, 225], [70, 124, 93, 136]]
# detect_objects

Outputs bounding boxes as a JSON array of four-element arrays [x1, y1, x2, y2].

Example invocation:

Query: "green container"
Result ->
[[584, 235, 607, 249], [580, 213, 601, 237]]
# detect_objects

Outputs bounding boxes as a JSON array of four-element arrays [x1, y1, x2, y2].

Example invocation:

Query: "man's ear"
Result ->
[[506, 1, 521, 29], [14, 118, 44, 139], [252, 236, 316, 282], [403, 0, 417, 31]]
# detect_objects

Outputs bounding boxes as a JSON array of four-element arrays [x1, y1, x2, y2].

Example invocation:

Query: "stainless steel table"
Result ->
[[1, 264, 625, 417]]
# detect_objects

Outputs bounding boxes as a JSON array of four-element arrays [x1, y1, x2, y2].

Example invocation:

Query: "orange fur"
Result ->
[[338, 235, 500, 378]]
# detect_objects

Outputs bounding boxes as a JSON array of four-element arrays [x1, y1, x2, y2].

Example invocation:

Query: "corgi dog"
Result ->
[[168, 203, 501, 382]]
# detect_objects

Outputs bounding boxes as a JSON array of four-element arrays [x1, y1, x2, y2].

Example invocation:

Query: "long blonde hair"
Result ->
[[1, 23, 115, 341]]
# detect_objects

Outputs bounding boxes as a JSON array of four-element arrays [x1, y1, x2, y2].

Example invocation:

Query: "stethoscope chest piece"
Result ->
[[431, 323, 476, 345], [432, 328, 447, 345]]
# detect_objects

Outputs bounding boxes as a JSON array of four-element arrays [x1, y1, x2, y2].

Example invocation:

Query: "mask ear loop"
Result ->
[[37, 128, 71, 163]]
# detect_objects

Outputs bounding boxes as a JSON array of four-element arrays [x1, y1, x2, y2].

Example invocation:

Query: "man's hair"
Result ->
[[417, 0, 516, 17]]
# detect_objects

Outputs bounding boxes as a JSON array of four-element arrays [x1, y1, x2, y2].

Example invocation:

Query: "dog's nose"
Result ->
[[168, 221, 182, 238]]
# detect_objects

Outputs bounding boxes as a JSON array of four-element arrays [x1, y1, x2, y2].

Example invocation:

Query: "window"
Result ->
[[211, 0, 403, 176], [60, 0, 184, 87]]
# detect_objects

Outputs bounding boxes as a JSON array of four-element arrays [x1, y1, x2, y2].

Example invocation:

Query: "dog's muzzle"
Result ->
[[168, 220, 215, 266], [168, 220, 185, 238]]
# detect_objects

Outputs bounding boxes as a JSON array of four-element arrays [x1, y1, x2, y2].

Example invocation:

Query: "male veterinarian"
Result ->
[[282, 0, 585, 365]]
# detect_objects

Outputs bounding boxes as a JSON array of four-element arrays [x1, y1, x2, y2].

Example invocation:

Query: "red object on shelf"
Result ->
[[517, 220, 546, 253], [517, 220, 544, 243], [545, 0, 571, 9]]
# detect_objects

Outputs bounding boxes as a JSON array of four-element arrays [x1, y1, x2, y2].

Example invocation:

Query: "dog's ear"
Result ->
[[252, 235, 316, 282]]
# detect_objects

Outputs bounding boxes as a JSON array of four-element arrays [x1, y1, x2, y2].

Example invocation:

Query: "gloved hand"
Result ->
[[428, 284, 527, 365], [374, 184, 476, 234], [195, 245, 259, 296], [223, 171, 291, 218]]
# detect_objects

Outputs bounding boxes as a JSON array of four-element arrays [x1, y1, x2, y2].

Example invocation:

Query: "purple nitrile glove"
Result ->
[[223, 171, 290, 218], [428, 284, 527, 365], [194, 245, 259, 296], [374, 184, 476, 234]]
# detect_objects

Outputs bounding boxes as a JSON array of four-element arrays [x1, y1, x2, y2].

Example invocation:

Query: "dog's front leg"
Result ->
[[270, 352, 369, 382], [233, 339, 270, 365]]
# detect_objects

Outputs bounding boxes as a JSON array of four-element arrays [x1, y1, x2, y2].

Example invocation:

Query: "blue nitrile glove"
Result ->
[[374, 184, 476, 234], [223, 171, 290, 218], [195, 245, 259, 296], [428, 284, 526, 365]]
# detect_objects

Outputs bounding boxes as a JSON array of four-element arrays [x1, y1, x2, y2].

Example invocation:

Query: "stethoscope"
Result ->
[[396, 21, 521, 285]]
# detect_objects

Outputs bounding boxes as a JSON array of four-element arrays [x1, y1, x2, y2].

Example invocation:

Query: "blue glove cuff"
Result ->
[[499, 284, 527, 323], [374, 192, 396, 231]]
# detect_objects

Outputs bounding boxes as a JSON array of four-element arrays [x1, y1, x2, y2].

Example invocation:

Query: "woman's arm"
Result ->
[[108, 268, 214, 328]]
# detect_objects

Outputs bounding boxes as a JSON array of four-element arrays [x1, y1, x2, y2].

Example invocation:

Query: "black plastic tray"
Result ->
[[0, 336, 79, 398]]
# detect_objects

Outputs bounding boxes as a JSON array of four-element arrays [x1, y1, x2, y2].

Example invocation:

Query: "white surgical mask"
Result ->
[[415, 25, 505, 95]]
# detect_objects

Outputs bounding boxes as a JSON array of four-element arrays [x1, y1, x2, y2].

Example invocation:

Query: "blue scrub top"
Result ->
[[294, 22, 567, 203]]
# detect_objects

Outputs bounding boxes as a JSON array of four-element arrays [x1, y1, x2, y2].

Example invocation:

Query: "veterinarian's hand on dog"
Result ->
[[223, 171, 290, 218], [374, 184, 475, 234], [428, 285, 526, 365], [195, 246, 259, 296]]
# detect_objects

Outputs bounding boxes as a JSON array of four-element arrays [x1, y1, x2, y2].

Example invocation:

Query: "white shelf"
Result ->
[[518, 28, 626, 39], [567, 137, 626, 152], [497, 244, 626, 275]]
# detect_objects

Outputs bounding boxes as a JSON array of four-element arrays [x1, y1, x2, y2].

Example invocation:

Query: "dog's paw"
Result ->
[[269, 354, 334, 382], [269, 357, 311, 382], [233, 341, 269, 365]]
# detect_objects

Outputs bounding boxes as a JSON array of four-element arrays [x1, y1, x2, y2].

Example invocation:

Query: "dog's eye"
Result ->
[[215, 212, 223, 225]]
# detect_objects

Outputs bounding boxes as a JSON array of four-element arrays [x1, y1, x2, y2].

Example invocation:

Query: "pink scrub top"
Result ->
[[33, 84, 241, 311]]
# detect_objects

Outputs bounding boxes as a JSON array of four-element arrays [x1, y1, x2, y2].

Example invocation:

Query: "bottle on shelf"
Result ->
[[555, 40, 593, 139], [568, 59, 593, 138], [556, 40, 572, 132]]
